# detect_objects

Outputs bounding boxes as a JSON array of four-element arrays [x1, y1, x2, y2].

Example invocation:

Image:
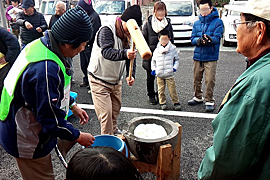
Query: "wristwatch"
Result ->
[[69, 102, 77, 109]]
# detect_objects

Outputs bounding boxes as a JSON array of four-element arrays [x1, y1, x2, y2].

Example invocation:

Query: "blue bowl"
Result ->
[[92, 135, 128, 157]]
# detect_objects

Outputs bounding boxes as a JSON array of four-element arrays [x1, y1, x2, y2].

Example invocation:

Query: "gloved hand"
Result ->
[[197, 38, 204, 46], [173, 68, 177, 72], [203, 34, 213, 44], [197, 35, 213, 46], [151, 70, 156, 76]]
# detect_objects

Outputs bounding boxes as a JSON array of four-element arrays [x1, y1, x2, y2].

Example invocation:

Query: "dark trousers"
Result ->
[[80, 45, 92, 84], [21, 43, 26, 50], [0, 63, 11, 101], [146, 70, 156, 97], [66, 57, 74, 77]]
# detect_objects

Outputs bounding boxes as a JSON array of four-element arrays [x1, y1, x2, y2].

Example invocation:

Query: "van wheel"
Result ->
[[222, 38, 230, 47]]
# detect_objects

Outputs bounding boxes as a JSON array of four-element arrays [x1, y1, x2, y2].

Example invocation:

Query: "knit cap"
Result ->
[[121, 5, 142, 27], [51, 5, 93, 44]]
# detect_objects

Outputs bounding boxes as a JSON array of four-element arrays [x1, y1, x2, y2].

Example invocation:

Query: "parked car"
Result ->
[[93, 0, 131, 25], [221, 0, 248, 46], [162, 0, 199, 44], [39, 0, 78, 26]]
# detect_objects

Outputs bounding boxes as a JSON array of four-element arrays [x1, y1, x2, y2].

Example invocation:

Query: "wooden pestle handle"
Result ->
[[126, 19, 152, 60], [128, 42, 135, 81]]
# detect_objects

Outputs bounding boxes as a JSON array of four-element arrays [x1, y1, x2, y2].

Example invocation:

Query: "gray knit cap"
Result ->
[[51, 6, 93, 44]]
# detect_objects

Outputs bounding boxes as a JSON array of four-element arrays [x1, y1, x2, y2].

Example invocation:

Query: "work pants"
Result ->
[[193, 60, 217, 103], [157, 77, 179, 104], [15, 154, 54, 180], [89, 75, 122, 135]]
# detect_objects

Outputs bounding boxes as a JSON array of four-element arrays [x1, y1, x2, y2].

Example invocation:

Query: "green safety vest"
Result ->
[[0, 39, 71, 121]]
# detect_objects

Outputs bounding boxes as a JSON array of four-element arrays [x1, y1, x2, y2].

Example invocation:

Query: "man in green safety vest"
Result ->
[[0, 6, 95, 180]]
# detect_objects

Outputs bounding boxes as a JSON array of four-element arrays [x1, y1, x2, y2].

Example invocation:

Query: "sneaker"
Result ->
[[174, 103, 181, 111], [205, 105, 215, 112], [160, 104, 167, 110], [114, 128, 122, 135], [188, 98, 203, 106], [149, 96, 158, 105], [80, 82, 89, 87]]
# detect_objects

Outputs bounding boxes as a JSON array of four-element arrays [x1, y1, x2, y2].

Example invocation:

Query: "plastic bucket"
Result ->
[[68, 91, 77, 117], [91, 135, 128, 157]]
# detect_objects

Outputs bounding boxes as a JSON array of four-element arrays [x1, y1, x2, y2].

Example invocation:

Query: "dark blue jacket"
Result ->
[[0, 27, 20, 65], [0, 31, 79, 159], [84, 4, 101, 46], [191, 7, 224, 61]]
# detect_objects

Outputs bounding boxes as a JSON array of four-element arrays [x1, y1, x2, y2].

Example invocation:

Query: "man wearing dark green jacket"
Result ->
[[198, 0, 270, 179]]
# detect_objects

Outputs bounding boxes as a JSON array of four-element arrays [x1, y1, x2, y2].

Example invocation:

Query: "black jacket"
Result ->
[[142, 15, 174, 71], [17, 9, 47, 45], [142, 15, 174, 53], [0, 27, 20, 65], [86, 5, 101, 46], [48, 14, 60, 29]]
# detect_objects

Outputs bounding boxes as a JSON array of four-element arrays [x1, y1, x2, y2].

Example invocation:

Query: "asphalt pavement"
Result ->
[[0, 44, 246, 180]]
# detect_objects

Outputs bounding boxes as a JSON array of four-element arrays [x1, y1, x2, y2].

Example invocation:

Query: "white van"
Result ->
[[162, 0, 199, 43], [221, 0, 248, 46], [94, 0, 131, 25]]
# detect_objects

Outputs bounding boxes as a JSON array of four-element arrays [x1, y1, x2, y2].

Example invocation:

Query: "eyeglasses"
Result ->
[[199, 8, 210, 13], [231, 19, 258, 32]]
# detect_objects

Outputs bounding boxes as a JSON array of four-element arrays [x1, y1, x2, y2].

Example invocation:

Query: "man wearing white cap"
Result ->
[[198, 0, 270, 179]]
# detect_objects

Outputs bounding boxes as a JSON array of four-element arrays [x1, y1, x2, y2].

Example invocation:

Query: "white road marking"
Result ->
[[78, 104, 217, 119], [177, 46, 236, 52]]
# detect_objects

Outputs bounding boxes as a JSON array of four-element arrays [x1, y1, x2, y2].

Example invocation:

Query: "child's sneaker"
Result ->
[[174, 103, 181, 111], [160, 104, 167, 110]]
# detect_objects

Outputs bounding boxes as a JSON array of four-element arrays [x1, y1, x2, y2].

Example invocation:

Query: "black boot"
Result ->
[[149, 96, 158, 105]]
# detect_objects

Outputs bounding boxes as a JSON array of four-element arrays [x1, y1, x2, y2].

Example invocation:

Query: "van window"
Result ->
[[40, 1, 46, 14], [166, 1, 192, 16], [39, 1, 56, 14], [95, 1, 125, 15], [46, 1, 56, 14]]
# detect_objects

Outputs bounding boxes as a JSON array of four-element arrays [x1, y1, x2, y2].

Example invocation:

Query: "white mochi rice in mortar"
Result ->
[[134, 123, 167, 139]]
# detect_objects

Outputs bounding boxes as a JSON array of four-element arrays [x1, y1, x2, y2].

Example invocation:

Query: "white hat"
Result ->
[[226, 0, 270, 21]]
